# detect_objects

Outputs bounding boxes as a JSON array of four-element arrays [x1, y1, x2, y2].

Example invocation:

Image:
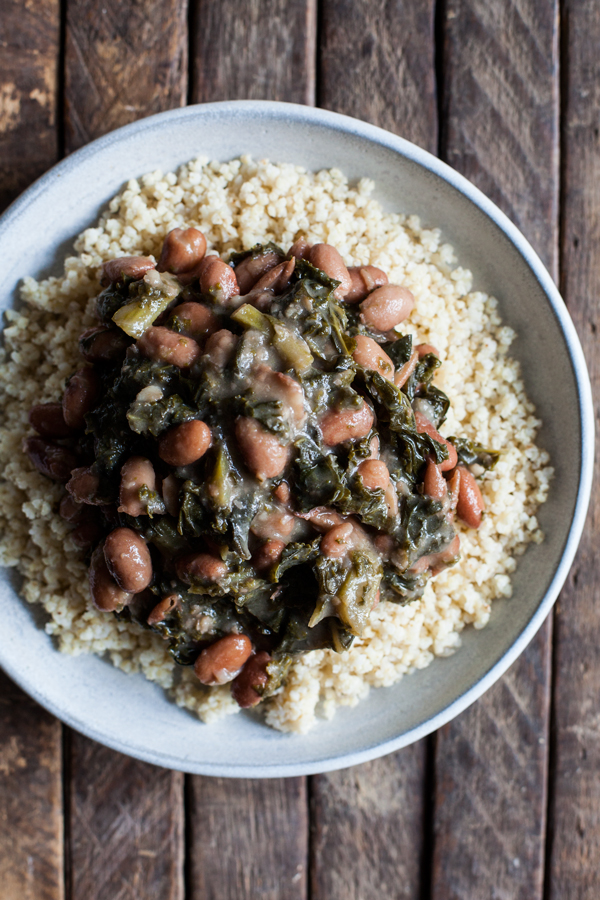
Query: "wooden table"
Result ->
[[0, 1, 597, 896]]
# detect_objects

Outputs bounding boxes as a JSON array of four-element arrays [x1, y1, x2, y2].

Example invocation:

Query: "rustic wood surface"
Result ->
[[67, 734, 184, 900], [431, 2, 559, 898], [64, 0, 188, 153], [0, 672, 63, 900], [319, 0, 438, 152], [0, 5, 63, 899], [547, 2, 600, 898], [311, 744, 429, 900], [188, 777, 308, 899], [0, 0, 599, 897], [190, 0, 317, 106], [0, 0, 60, 208], [312, 4, 437, 897]]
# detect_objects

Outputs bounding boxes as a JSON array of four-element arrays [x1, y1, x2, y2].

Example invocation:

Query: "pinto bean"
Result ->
[[357, 459, 390, 491], [384, 480, 399, 517], [158, 420, 212, 467], [168, 302, 217, 341], [176, 552, 228, 584], [360, 284, 415, 332], [118, 456, 156, 517], [104, 527, 152, 593], [446, 467, 461, 514], [59, 495, 102, 547], [416, 343, 440, 359], [79, 326, 130, 364], [186, 256, 239, 301], [235, 416, 290, 480], [251, 258, 295, 294], [137, 326, 201, 368], [254, 365, 306, 427], [253, 538, 286, 573], [234, 249, 282, 293], [273, 481, 290, 504], [298, 506, 345, 532], [411, 533, 461, 577], [308, 244, 352, 299], [204, 329, 237, 369], [28, 402, 72, 439], [250, 508, 296, 540], [62, 368, 100, 430], [352, 334, 395, 381], [414, 411, 458, 472], [230, 651, 271, 708], [288, 237, 312, 260], [101, 256, 155, 286], [456, 465, 485, 528], [157, 227, 207, 274], [320, 400, 375, 447], [147, 593, 180, 626], [394, 348, 419, 388], [59, 494, 83, 523], [430, 533, 461, 575], [23, 436, 78, 483], [89, 544, 133, 612], [66, 466, 101, 504], [423, 459, 447, 500], [194, 634, 253, 686], [71, 514, 103, 549], [344, 265, 389, 303], [161, 474, 180, 517], [320, 521, 355, 559]]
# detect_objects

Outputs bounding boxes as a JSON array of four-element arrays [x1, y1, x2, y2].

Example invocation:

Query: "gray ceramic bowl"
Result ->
[[0, 101, 593, 776]]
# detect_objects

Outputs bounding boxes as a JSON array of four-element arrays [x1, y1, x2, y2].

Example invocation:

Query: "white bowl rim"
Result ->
[[0, 99, 594, 777]]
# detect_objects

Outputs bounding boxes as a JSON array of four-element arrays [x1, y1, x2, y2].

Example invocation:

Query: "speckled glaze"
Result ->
[[0, 101, 593, 777]]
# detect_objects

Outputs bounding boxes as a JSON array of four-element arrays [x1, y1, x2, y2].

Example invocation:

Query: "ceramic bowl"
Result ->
[[0, 101, 593, 776]]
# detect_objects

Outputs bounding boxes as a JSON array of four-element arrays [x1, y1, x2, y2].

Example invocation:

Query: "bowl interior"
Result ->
[[0, 102, 590, 776]]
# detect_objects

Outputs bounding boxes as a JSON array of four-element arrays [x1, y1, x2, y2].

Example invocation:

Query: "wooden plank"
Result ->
[[190, 0, 317, 106], [187, 9, 314, 900], [62, 5, 188, 898], [311, 4, 438, 898], [0, 0, 60, 208], [546, 1, 600, 895], [0, 671, 63, 900], [431, 2, 559, 897], [68, 732, 184, 900], [439, 0, 559, 274], [64, 0, 188, 153], [319, 0, 438, 152], [187, 777, 308, 899], [311, 745, 428, 900], [0, 4, 63, 898]]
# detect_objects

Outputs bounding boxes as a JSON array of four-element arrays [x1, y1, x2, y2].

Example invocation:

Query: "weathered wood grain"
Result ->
[[311, 745, 428, 900], [187, 10, 314, 899], [67, 732, 184, 900], [433, 633, 552, 898], [319, 0, 437, 152], [0, 671, 63, 900], [311, 4, 438, 898], [63, 6, 189, 895], [0, 0, 60, 209], [187, 777, 308, 899], [0, 5, 63, 897], [431, 2, 559, 897], [439, 0, 559, 274], [190, 0, 316, 106], [64, 0, 188, 153], [546, 1, 600, 895]]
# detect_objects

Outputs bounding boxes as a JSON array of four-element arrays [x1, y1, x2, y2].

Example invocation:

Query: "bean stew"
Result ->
[[24, 229, 498, 710]]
